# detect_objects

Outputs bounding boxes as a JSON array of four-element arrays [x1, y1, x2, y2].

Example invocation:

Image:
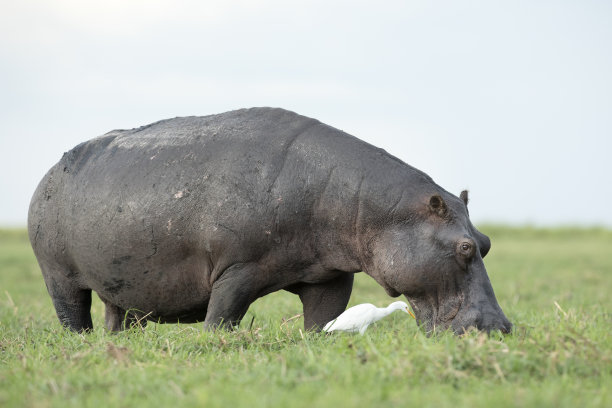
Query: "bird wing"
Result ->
[[323, 304, 377, 332]]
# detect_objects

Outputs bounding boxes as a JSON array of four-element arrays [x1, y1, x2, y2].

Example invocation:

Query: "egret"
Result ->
[[322, 301, 416, 335]]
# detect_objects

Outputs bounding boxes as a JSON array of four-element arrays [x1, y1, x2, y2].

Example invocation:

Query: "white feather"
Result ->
[[322, 301, 413, 335]]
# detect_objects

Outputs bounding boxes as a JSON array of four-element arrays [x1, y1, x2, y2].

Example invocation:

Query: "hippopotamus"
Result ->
[[28, 107, 512, 334]]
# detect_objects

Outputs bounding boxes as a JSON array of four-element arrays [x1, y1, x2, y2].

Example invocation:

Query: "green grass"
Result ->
[[1, 226, 611, 407]]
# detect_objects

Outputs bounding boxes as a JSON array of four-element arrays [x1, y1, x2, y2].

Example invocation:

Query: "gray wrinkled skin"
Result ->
[[28, 107, 511, 334]]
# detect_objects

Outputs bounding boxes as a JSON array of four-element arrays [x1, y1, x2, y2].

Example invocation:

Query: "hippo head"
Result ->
[[363, 190, 512, 335]]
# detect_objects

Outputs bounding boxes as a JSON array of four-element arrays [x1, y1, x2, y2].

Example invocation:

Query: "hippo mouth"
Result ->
[[406, 293, 464, 333], [407, 291, 512, 334]]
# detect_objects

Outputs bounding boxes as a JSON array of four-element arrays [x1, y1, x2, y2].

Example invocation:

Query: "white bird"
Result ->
[[322, 301, 416, 335]]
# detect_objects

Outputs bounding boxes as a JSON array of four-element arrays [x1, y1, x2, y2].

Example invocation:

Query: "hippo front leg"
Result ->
[[294, 273, 354, 331], [204, 263, 265, 330]]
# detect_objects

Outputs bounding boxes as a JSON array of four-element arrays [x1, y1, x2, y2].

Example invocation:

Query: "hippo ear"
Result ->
[[428, 195, 447, 218], [460, 190, 469, 206]]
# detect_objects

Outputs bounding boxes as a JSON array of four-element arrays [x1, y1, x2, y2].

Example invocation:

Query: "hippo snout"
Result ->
[[479, 312, 513, 334], [452, 307, 513, 334]]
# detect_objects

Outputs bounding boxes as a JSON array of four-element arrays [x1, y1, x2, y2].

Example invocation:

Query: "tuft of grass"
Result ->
[[1, 226, 611, 407]]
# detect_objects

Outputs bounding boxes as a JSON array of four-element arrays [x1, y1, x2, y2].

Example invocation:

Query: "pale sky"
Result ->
[[1, 0, 611, 226]]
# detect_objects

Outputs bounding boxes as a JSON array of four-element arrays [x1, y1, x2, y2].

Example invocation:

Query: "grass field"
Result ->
[[1, 226, 611, 407]]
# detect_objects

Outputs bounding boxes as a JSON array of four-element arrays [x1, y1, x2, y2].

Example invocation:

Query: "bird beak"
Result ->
[[405, 307, 416, 319]]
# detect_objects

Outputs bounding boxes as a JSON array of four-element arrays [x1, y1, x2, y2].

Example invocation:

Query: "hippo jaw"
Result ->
[[404, 283, 464, 334], [407, 294, 464, 334]]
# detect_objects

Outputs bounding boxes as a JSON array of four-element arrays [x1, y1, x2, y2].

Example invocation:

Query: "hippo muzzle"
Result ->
[[407, 256, 512, 334]]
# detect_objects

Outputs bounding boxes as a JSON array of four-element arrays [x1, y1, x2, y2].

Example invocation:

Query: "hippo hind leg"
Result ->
[[290, 273, 354, 331], [100, 297, 147, 332], [40, 262, 93, 332]]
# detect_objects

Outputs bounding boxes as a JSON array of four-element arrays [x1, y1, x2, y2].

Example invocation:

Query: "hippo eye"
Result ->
[[456, 240, 476, 270], [457, 240, 475, 258]]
